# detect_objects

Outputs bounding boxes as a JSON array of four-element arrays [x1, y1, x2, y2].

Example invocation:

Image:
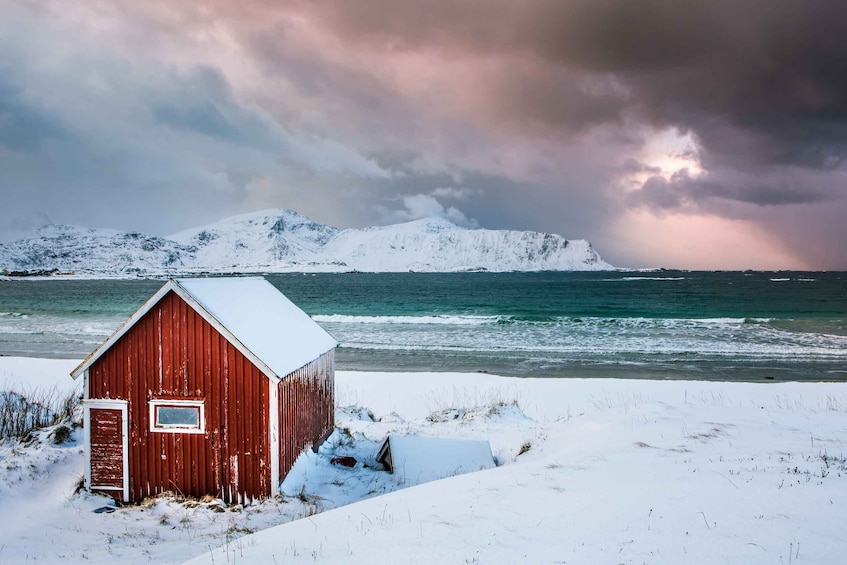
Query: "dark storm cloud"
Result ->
[[3, 0, 847, 268], [148, 65, 301, 154], [293, 0, 847, 268], [0, 78, 69, 153], [615, 159, 662, 176], [293, 0, 847, 192], [631, 168, 833, 211], [151, 67, 252, 144], [0, 1, 389, 242], [478, 66, 629, 135], [0, 58, 256, 238]]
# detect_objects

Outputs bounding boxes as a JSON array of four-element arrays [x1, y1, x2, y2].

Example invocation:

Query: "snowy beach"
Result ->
[[5, 2, 847, 563], [2, 356, 847, 563]]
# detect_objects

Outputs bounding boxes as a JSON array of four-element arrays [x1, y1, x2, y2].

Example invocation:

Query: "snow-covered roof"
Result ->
[[71, 277, 337, 382], [377, 435, 495, 487]]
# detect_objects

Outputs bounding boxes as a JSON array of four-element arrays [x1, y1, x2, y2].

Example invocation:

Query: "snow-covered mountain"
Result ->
[[0, 209, 613, 276], [326, 217, 610, 272], [168, 209, 339, 270], [0, 224, 194, 276]]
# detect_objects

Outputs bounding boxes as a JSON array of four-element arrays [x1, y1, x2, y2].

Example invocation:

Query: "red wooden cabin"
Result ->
[[71, 277, 337, 504]]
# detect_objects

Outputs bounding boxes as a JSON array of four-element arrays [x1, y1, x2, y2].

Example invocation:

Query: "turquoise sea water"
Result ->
[[1, 271, 845, 381]]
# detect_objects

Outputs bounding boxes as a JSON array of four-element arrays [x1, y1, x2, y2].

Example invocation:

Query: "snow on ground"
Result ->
[[377, 435, 496, 487], [2, 358, 847, 564]]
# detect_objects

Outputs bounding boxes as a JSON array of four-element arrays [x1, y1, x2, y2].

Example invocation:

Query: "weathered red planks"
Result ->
[[85, 286, 335, 504], [90, 408, 123, 493], [277, 350, 335, 481], [88, 291, 272, 504]]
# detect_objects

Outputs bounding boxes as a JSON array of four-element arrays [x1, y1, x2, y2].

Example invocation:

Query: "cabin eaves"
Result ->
[[70, 277, 337, 382]]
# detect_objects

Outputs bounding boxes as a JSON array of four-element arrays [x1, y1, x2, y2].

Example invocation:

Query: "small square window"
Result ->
[[149, 399, 205, 434], [157, 406, 199, 427]]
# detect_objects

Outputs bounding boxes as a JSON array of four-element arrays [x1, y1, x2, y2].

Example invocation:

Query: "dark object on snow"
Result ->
[[51, 424, 72, 445], [330, 456, 357, 467], [92, 506, 116, 514]]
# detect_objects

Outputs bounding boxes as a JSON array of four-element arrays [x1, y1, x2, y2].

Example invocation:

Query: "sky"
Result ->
[[2, 1, 847, 270]]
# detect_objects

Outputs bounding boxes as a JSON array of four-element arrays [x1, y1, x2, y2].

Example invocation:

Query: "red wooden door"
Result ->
[[88, 404, 127, 500]]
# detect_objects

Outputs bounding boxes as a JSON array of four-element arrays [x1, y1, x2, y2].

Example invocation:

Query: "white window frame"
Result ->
[[149, 399, 205, 434]]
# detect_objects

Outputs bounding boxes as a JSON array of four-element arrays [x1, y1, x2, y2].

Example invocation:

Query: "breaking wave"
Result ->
[[616, 276, 687, 282], [315, 314, 777, 330], [312, 314, 503, 325], [318, 313, 847, 360]]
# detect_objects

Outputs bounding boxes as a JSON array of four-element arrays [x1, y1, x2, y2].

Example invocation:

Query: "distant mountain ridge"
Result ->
[[0, 209, 614, 276]]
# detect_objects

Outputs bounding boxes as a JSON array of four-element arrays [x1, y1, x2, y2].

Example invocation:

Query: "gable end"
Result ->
[[71, 280, 281, 383]]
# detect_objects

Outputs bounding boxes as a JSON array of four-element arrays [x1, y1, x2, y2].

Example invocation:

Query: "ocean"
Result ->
[[1, 271, 845, 382]]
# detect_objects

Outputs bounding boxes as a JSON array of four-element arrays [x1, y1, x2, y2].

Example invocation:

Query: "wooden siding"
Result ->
[[278, 350, 335, 480], [87, 291, 271, 504], [89, 408, 124, 495]]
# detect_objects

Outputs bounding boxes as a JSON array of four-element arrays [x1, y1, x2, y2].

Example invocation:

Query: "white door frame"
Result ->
[[84, 399, 129, 502]]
